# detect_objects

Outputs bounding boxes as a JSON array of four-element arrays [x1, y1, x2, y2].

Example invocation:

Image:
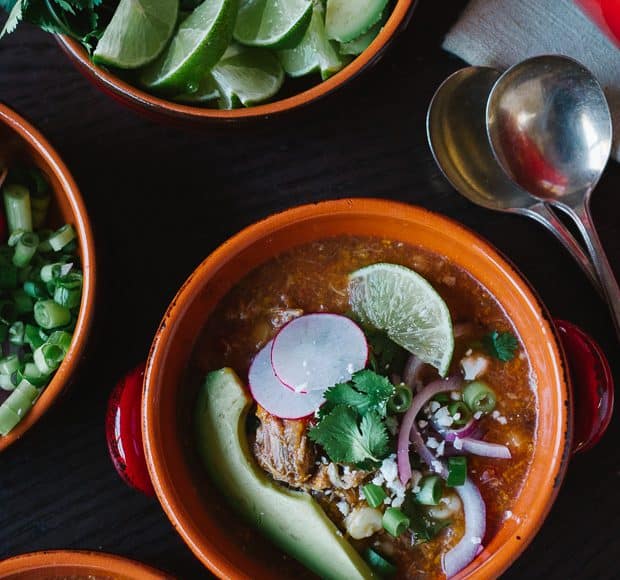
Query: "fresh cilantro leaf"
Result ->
[[308, 405, 390, 466], [322, 370, 395, 418], [366, 329, 408, 376], [482, 330, 518, 362]]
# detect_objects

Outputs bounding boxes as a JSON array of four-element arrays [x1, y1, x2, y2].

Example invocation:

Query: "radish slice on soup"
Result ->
[[271, 313, 368, 393], [249, 340, 324, 419]]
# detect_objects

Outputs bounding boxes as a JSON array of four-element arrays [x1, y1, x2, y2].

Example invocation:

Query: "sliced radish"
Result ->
[[249, 340, 324, 419], [271, 313, 368, 393]]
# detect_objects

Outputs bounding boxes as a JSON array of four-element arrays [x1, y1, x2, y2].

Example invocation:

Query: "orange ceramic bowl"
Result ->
[[0, 104, 96, 452], [0, 550, 170, 579], [56, 0, 416, 125], [142, 199, 571, 579]]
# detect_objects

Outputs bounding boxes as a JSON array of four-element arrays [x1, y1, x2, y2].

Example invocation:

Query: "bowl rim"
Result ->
[[0, 103, 96, 453], [56, 0, 417, 121], [0, 550, 169, 579], [143, 198, 570, 579]]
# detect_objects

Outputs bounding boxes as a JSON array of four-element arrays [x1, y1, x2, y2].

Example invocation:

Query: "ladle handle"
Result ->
[[562, 202, 620, 339], [525, 202, 603, 298]]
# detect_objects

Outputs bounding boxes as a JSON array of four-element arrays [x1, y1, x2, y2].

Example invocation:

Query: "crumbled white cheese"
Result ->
[[461, 355, 489, 380], [372, 473, 386, 486], [436, 441, 446, 457], [391, 495, 405, 508], [321, 456, 329, 464], [492, 410, 508, 424], [337, 501, 350, 516], [432, 460, 444, 474], [505, 510, 513, 519], [497, 416, 507, 425], [473, 411, 483, 420], [465, 348, 473, 356], [492, 410, 500, 419], [433, 406, 454, 428], [359, 488, 366, 501], [383, 497, 392, 505], [429, 401, 441, 412], [453, 412, 461, 421], [379, 455, 399, 483], [453, 437, 464, 450], [450, 391, 462, 401], [426, 437, 439, 449], [418, 419, 428, 429]]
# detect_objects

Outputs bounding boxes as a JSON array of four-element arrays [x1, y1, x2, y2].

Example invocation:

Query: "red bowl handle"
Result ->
[[554, 319, 614, 454], [106, 362, 154, 496]]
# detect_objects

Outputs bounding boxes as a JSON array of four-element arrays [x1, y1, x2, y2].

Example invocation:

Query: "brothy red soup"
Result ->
[[193, 235, 536, 579]]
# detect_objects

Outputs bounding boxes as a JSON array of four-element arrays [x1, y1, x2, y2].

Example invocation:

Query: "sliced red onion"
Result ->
[[438, 418, 478, 443], [403, 354, 425, 392], [442, 477, 486, 578], [460, 437, 512, 459], [397, 376, 461, 484]]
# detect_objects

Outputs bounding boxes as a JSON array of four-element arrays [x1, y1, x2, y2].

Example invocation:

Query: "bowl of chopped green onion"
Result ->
[[0, 103, 95, 451]]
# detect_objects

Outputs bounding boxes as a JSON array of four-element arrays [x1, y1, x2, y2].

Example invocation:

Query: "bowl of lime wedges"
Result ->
[[6, 0, 416, 122]]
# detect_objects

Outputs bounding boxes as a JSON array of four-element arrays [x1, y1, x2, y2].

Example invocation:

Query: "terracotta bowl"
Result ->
[[0, 550, 169, 579], [56, 0, 417, 125], [0, 104, 96, 452], [136, 198, 593, 579]]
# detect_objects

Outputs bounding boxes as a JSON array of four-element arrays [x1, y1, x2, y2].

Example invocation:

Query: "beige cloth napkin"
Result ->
[[443, 0, 620, 161]]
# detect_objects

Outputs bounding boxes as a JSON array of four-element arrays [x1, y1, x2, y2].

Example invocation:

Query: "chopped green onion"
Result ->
[[47, 331, 72, 353], [433, 392, 451, 404], [24, 324, 47, 350], [363, 483, 387, 508], [448, 401, 472, 427], [12, 231, 39, 268], [3, 381, 39, 418], [0, 404, 21, 435], [7, 230, 24, 246], [388, 384, 413, 414], [23, 280, 48, 299], [18, 362, 48, 388], [33, 343, 64, 375], [34, 300, 71, 329], [53, 272, 82, 308], [415, 475, 443, 506], [463, 381, 497, 414], [0, 354, 19, 375], [48, 224, 76, 251], [3, 184, 32, 233], [364, 548, 397, 577], [447, 456, 467, 487], [40, 262, 72, 283], [8, 321, 25, 345], [0, 373, 14, 391], [382, 507, 410, 537]]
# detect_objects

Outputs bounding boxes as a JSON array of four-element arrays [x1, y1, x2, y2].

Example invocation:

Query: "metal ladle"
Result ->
[[426, 66, 602, 295], [487, 55, 619, 337]]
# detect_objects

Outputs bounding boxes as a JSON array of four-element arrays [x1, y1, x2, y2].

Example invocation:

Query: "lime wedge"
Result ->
[[348, 263, 454, 376], [212, 44, 284, 108], [325, 0, 387, 42], [278, 2, 344, 80], [338, 11, 385, 56], [140, 0, 238, 93], [234, 0, 313, 49], [173, 74, 220, 104], [93, 0, 178, 69]]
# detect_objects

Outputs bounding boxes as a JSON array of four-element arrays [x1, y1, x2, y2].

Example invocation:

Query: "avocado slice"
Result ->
[[195, 368, 376, 580]]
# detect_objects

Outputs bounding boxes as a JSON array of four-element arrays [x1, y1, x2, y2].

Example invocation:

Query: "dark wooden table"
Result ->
[[1, 2, 618, 578]]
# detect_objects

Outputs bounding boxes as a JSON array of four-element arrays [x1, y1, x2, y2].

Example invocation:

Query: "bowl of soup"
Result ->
[[0, 550, 169, 579], [132, 198, 610, 579], [0, 104, 96, 452]]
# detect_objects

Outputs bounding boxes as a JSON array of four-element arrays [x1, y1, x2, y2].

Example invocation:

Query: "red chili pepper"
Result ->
[[106, 362, 154, 496]]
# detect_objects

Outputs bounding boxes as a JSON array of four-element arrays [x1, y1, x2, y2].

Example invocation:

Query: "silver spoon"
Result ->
[[426, 66, 602, 295], [486, 55, 620, 337]]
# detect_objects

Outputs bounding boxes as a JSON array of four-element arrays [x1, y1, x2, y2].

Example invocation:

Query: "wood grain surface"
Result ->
[[0, 1, 618, 578]]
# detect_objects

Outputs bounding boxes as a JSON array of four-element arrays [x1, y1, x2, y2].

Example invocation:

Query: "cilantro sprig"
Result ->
[[310, 370, 395, 467], [365, 328, 408, 376], [482, 330, 518, 362], [1, 0, 110, 52]]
